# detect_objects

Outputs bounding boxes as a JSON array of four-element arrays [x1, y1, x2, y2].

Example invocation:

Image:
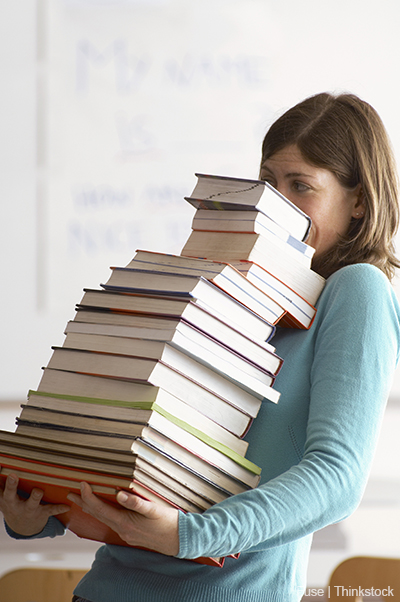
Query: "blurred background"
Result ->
[[1, 0, 400, 591]]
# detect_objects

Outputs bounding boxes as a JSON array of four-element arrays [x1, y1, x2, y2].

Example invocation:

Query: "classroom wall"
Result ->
[[1, 0, 400, 587]]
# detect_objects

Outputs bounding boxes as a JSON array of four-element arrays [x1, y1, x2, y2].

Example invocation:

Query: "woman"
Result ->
[[2, 92, 400, 602]]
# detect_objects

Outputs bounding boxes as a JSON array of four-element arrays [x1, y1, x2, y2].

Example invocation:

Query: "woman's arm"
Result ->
[[177, 264, 400, 559]]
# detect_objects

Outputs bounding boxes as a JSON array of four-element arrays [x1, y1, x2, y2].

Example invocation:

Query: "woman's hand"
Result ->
[[0, 471, 70, 536], [67, 482, 180, 556]]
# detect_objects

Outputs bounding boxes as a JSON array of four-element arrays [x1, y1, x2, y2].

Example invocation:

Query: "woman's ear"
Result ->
[[351, 184, 366, 219]]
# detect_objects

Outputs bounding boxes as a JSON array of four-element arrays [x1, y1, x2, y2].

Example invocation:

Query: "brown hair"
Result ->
[[260, 92, 400, 280]]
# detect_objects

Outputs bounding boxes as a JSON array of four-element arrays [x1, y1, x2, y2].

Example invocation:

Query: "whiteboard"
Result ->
[[2, 0, 400, 399]]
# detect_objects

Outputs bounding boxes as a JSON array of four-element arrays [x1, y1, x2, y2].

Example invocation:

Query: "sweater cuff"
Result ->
[[177, 507, 227, 560], [4, 516, 66, 540], [177, 510, 190, 558]]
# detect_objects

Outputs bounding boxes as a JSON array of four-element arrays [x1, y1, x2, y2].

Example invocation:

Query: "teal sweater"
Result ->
[[7, 264, 400, 602]]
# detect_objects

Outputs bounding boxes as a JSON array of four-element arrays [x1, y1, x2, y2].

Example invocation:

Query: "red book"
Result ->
[[0, 454, 236, 567]]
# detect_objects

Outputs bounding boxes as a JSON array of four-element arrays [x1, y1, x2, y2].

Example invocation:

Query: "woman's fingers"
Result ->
[[67, 482, 180, 555], [0, 471, 70, 536], [117, 489, 162, 519], [1, 472, 20, 501]]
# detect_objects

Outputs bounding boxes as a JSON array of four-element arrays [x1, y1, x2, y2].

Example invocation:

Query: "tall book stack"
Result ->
[[0, 173, 325, 567]]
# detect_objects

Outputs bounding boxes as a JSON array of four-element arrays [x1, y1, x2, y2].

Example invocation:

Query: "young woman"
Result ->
[[2, 92, 400, 602]]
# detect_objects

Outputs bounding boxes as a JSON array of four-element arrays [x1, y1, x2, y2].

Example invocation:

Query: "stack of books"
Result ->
[[0, 173, 325, 566], [182, 173, 326, 328]]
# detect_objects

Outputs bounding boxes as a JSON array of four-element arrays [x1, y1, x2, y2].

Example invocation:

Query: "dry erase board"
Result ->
[[1, 0, 400, 398]]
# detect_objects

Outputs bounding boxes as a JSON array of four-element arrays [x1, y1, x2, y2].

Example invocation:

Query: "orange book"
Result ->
[[0, 454, 235, 567]]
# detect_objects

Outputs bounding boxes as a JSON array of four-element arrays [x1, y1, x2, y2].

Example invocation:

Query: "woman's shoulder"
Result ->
[[321, 263, 395, 304], [315, 263, 400, 330], [327, 262, 389, 287]]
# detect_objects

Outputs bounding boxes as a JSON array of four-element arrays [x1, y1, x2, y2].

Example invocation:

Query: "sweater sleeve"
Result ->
[[177, 264, 400, 559], [5, 516, 66, 539]]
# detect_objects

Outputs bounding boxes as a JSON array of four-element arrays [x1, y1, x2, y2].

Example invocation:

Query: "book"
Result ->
[[124, 250, 316, 330], [36, 368, 259, 438], [184, 173, 311, 241], [0, 429, 138, 466], [77, 288, 276, 343], [68, 311, 277, 365], [0, 442, 229, 507], [0, 435, 137, 479], [0, 454, 208, 513], [19, 402, 248, 462], [135, 427, 261, 489], [0, 461, 230, 566], [218, 265, 317, 329], [61, 324, 282, 393], [101, 269, 285, 329], [191, 210, 313, 268], [231, 260, 325, 309], [191, 209, 315, 262], [26, 389, 249, 456], [130, 464, 211, 512], [15, 418, 261, 488], [105, 253, 286, 326], [0, 429, 250, 498], [181, 230, 312, 273], [128, 440, 238, 501], [46, 343, 279, 403], [0, 465, 148, 540]]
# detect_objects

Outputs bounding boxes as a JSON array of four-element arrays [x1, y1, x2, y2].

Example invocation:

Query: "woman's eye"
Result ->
[[293, 181, 310, 192]]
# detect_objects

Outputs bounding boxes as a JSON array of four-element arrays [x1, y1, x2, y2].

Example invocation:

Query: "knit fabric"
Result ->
[[6, 264, 400, 602]]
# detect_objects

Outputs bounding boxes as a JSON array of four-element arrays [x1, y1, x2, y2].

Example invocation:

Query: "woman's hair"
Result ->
[[260, 92, 400, 280]]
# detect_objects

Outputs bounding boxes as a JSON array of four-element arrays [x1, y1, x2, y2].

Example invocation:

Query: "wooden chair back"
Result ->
[[328, 556, 400, 601], [0, 567, 87, 602]]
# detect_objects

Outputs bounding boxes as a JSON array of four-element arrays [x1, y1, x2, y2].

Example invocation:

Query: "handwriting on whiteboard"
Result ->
[[67, 182, 193, 256], [76, 39, 269, 93], [71, 183, 189, 210]]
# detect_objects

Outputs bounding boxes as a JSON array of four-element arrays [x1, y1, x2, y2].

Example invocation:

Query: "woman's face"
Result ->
[[259, 145, 364, 258]]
